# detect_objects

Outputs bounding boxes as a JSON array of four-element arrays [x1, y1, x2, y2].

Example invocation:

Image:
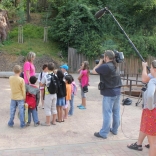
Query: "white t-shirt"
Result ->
[[38, 71, 48, 89]]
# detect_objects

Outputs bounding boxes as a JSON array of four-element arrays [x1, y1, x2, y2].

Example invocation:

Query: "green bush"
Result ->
[[9, 24, 44, 39]]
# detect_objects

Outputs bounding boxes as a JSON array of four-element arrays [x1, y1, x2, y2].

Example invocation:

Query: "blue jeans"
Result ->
[[8, 100, 25, 128], [99, 95, 120, 138], [68, 94, 74, 115], [28, 108, 39, 124]]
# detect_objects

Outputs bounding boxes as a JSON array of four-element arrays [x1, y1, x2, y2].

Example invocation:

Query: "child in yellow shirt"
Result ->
[[8, 65, 26, 128], [63, 75, 72, 119]]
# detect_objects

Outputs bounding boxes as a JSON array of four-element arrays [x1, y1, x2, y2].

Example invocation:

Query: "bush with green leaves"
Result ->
[[9, 24, 44, 39], [49, 0, 156, 58]]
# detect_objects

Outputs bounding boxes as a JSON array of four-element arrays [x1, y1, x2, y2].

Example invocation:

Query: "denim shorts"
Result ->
[[57, 97, 65, 106]]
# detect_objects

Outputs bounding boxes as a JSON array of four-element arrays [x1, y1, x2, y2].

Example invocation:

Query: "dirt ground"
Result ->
[[0, 51, 59, 72]]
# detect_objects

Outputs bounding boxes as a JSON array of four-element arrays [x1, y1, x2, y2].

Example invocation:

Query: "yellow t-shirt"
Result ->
[[9, 76, 26, 100]]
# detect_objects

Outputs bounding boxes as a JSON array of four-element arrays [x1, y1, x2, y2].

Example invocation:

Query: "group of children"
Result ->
[[8, 62, 82, 128]]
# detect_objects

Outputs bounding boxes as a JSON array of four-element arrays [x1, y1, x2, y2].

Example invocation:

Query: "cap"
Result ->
[[60, 64, 69, 70]]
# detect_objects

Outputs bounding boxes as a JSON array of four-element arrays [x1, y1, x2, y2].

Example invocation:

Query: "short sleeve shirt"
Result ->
[[80, 70, 89, 87], [23, 61, 35, 83], [41, 72, 56, 95], [95, 63, 121, 97]]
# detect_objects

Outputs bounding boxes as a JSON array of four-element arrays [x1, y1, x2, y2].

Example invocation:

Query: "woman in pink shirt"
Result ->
[[23, 52, 36, 84], [78, 61, 89, 109]]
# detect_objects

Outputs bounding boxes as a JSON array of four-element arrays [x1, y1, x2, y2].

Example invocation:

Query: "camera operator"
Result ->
[[92, 50, 122, 139]]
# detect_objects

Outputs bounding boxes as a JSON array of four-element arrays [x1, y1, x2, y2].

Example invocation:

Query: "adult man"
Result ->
[[92, 50, 122, 139]]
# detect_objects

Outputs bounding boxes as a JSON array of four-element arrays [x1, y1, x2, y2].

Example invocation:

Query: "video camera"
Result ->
[[95, 50, 124, 64]]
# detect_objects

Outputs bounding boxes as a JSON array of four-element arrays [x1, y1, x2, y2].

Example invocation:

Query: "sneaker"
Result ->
[[94, 132, 107, 139], [41, 122, 50, 126], [26, 122, 30, 126], [34, 123, 40, 127], [77, 104, 82, 107]]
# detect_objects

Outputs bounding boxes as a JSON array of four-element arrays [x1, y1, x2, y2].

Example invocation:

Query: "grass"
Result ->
[[0, 38, 64, 62]]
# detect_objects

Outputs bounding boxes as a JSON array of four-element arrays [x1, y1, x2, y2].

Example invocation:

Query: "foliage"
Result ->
[[9, 24, 44, 39], [48, 0, 156, 58]]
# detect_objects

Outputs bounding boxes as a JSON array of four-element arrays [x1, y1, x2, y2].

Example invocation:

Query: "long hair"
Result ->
[[82, 61, 89, 74]]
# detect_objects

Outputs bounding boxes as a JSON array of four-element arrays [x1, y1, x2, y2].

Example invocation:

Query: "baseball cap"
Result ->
[[60, 64, 69, 70]]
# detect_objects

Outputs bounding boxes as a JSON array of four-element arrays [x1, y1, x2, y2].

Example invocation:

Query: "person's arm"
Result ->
[[26, 70, 30, 83], [142, 62, 150, 83], [40, 75, 46, 87], [146, 80, 156, 110], [22, 80, 26, 100], [92, 59, 103, 74], [36, 90, 40, 106]]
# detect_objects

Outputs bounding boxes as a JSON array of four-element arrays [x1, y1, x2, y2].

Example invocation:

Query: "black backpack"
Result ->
[[57, 80, 66, 98], [47, 74, 58, 94]]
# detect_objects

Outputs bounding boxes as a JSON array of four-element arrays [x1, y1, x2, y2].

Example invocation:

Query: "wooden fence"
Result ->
[[68, 47, 156, 74]]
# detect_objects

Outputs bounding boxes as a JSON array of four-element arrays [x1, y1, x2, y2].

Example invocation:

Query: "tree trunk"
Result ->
[[27, 0, 31, 22]]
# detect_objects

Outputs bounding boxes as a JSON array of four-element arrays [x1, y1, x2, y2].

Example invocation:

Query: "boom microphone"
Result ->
[[95, 8, 106, 19]]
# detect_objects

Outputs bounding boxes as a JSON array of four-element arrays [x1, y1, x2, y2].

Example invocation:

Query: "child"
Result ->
[[77, 61, 89, 109], [8, 65, 26, 128], [56, 70, 66, 122], [38, 64, 48, 109], [68, 75, 77, 116], [60, 64, 69, 76], [40, 62, 57, 126], [26, 76, 40, 127], [63, 75, 72, 119]]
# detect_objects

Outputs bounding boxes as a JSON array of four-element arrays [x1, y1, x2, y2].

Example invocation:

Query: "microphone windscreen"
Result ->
[[95, 9, 106, 19]]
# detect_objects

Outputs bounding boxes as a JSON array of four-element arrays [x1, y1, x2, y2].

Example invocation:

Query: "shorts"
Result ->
[[44, 94, 57, 116], [140, 108, 156, 136], [63, 100, 69, 109], [81, 86, 86, 98], [57, 97, 65, 106]]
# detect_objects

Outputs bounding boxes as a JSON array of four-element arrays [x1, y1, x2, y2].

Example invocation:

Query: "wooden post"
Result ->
[[44, 27, 48, 42], [18, 25, 23, 43]]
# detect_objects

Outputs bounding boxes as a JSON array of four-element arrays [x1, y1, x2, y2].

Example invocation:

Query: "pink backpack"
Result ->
[[71, 81, 77, 95]]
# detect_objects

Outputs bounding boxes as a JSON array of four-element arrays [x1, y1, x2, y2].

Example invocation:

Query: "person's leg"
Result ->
[[111, 95, 120, 135], [79, 86, 86, 108], [17, 100, 25, 128], [60, 106, 63, 121], [137, 131, 147, 145], [69, 94, 74, 115], [51, 94, 57, 124], [147, 135, 156, 156], [99, 96, 114, 138], [41, 94, 51, 126], [56, 106, 59, 121], [41, 89, 44, 108], [8, 100, 17, 127], [32, 108, 39, 124], [28, 109, 31, 124]]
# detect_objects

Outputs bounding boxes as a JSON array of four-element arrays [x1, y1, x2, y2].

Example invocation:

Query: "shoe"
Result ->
[[77, 104, 82, 107], [145, 144, 150, 149], [50, 121, 56, 125], [79, 105, 86, 109], [26, 122, 30, 126], [94, 132, 107, 139], [41, 122, 50, 126], [127, 142, 143, 151], [42, 107, 44, 109], [110, 128, 117, 135], [34, 122, 40, 127]]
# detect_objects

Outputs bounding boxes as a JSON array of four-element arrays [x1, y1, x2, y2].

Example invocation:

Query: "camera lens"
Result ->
[[100, 54, 104, 58]]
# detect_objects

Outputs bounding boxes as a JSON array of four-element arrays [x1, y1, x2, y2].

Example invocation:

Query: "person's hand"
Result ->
[[99, 59, 104, 65], [142, 62, 148, 68]]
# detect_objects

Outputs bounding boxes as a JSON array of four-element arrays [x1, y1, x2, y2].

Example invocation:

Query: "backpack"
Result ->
[[57, 80, 66, 98], [47, 74, 58, 94], [25, 92, 36, 109], [71, 82, 77, 95]]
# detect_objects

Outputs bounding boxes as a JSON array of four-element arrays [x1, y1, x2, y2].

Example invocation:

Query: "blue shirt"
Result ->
[[95, 63, 121, 97]]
